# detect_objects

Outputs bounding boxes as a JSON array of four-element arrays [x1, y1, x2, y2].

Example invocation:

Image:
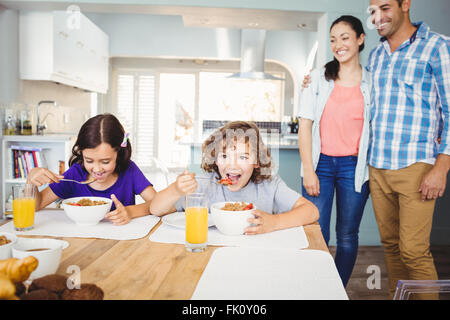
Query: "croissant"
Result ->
[[0, 256, 39, 283], [0, 272, 18, 300]]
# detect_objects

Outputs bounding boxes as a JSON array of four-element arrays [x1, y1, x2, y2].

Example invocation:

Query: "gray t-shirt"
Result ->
[[174, 172, 301, 214]]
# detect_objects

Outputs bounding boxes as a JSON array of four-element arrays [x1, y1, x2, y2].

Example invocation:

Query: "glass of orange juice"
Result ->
[[12, 184, 36, 231], [185, 193, 208, 252]]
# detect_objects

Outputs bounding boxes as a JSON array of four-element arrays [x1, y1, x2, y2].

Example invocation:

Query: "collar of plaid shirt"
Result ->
[[380, 21, 427, 45]]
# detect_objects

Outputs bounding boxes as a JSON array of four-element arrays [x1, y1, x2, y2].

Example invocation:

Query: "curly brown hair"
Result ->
[[201, 121, 272, 184]]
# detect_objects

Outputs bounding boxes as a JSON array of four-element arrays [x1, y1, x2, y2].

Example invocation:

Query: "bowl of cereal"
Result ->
[[0, 232, 18, 260], [61, 197, 112, 226], [210, 201, 256, 236]]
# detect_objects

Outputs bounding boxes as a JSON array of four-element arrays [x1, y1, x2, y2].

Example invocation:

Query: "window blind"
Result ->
[[116, 72, 156, 169]]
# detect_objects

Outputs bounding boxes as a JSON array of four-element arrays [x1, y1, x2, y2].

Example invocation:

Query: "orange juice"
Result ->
[[185, 207, 208, 244], [13, 198, 35, 229]]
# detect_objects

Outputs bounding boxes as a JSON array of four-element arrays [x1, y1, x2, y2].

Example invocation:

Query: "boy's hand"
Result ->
[[175, 170, 198, 196], [244, 210, 278, 235], [106, 194, 131, 225]]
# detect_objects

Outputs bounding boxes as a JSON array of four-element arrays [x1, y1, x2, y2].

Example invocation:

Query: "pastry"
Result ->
[[29, 274, 68, 294], [0, 256, 38, 300], [61, 283, 104, 300], [15, 281, 26, 296], [0, 272, 17, 300], [20, 289, 59, 300], [0, 235, 11, 246], [0, 256, 39, 283]]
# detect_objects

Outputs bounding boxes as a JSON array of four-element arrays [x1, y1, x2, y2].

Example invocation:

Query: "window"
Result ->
[[158, 73, 196, 167], [115, 71, 156, 169], [199, 72, 284, 123], [113, 66, 285, 170]]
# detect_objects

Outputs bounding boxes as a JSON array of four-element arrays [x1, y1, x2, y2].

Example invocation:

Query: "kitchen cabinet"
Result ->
[[19, 11, 109, 94], [1, 134, 76, 218]]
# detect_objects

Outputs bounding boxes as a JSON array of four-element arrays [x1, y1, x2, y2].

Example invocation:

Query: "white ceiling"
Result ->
[[0, 1, 322, 31]]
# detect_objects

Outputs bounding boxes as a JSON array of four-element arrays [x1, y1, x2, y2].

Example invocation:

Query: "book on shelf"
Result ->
[[8, 146, 48, 179], [17, 155, 25, 179]]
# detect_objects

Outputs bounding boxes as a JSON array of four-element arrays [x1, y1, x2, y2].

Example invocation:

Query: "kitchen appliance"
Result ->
[[229, 29, 284, 81]]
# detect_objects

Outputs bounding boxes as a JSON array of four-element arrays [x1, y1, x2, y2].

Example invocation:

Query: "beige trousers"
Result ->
[[369, 163, 438, 300]]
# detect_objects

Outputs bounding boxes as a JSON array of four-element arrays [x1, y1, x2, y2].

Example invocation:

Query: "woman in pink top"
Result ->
[[298, 16, 371, 287]]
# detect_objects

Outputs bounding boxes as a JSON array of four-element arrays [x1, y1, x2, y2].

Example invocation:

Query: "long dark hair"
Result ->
[[69, 113, 131, 174], [324, 15, 365, 81]]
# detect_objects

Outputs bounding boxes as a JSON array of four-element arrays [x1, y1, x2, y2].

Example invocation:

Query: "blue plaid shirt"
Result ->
[[367, 22, 450, 170]]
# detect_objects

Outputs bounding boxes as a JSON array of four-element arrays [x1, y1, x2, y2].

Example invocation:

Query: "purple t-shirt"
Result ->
[[49, 161, 152, 211]]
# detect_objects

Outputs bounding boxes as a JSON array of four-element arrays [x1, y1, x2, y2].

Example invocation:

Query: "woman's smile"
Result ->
[[335, 49, 349, 57]]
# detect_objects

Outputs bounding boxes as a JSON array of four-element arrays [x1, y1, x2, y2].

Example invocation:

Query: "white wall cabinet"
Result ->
[[19, 11, 109, 94], [1, 134, 76, 218]]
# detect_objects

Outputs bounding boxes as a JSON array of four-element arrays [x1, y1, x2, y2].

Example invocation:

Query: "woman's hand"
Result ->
[[244, 210, 278, 235], [105, 194, 131, 225], [174, 171, 198, 196], [27, 167, 64, 187], [303, 170, 320, 197], [302, 74, 312, 89]]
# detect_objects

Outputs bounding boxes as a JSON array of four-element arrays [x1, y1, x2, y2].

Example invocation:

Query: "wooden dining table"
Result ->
[[1, 217, 328, 300]]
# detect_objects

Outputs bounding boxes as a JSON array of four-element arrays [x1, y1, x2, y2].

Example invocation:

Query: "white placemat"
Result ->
[[149, 220, 309, 250], [192, 247, 348, 300], [0, 210, 161, 240]]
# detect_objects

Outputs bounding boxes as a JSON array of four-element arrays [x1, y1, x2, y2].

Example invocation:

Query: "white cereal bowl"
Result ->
[[210, 202, 256, 236], [61, 196, 112, 226], [0, 232, 18, 260], [12, 238, 69, 280]]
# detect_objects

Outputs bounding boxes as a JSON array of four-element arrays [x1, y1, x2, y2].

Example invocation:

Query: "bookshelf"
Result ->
[[1, 134, 76, 218]]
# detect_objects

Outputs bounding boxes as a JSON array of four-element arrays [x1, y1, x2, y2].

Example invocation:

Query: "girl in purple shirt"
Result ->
[[27, 114, 156, 225]]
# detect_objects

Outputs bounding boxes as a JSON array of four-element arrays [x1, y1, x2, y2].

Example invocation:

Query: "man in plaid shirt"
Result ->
[[367, 0, 450, 299]]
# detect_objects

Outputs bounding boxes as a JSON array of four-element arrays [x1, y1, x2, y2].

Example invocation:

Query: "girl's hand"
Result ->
[[105, 194, 131, 225], [303, 170, 320, 197], [174, 170, 197, 196], [27, 167, 64, 187], [244, 210, 278, 235]]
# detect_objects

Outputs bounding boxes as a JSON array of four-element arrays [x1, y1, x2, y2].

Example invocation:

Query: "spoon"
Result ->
[[59, 178, 97, 185], [197, 176, 234, 185], [177, 169, 234, 185]]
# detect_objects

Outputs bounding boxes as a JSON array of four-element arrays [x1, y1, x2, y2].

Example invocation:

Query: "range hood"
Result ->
[[229, 29, 284, 81]]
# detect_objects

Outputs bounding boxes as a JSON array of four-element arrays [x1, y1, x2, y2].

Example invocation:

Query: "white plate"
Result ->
[[161, 212, 214, 229]]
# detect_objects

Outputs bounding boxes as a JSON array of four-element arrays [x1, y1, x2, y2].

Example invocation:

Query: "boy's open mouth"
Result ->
[[226, 173, 241, 184]]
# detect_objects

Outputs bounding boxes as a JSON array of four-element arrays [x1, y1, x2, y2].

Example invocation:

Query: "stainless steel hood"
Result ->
[[229, 29, 284, 81]]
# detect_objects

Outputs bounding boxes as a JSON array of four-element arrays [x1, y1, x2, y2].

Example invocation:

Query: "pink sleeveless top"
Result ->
[[320, 83, 364, 156]]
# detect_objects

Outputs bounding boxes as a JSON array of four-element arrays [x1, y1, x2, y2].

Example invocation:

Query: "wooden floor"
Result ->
[[328, 245, 450, 300]]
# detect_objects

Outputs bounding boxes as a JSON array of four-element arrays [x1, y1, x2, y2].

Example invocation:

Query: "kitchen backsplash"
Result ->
[[2, 80, 91, 134]]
